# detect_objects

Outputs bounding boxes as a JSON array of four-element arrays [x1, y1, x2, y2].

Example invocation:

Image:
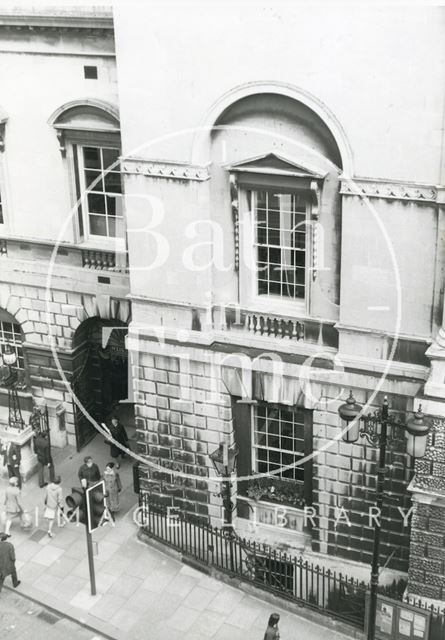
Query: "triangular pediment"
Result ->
[[226, 153, 325, 179]]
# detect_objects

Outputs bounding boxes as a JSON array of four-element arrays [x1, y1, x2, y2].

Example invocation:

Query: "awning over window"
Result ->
[[253, 371, 305, 406]]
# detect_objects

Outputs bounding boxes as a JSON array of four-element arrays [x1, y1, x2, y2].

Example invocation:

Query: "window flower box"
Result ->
[[245, 476, 305, 509]]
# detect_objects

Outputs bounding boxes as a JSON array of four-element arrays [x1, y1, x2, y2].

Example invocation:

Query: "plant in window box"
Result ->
[[246, 475, 305, 508]]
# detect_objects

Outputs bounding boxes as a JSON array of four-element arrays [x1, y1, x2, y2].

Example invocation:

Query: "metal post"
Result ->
[[84, 489, 96, 596], [367, 400, 389, 640], [222, 477, 235, 572]]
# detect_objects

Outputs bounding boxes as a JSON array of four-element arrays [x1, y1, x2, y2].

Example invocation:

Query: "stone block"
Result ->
[[218, 406, 232, 420], [52, 291, 67, 303], [155, 355, 179, 371], [20, 297, 34, 309], [135, 380, 156, 394], [170, 399, 193, 413], [55, 315, 69, 327], [194, 403, 219, 418], [135, 405, 157, 420], [159, 435, 182, 448], [148, 445, 171, 459], [61, 304, 78, 316], [67, 293, 82, 305], [170, 424, 194, 439], [183, 414, 206, 429], [156, 383, 180, 398], [172, 450, 195, 465]]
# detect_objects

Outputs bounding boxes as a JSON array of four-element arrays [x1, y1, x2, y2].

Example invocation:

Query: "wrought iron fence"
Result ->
[[139, 495, 445, 635], [139, 495, 368, 627]]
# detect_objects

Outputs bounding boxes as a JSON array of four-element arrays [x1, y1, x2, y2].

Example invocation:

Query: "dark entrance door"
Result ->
[[72, 318, 128, 451]]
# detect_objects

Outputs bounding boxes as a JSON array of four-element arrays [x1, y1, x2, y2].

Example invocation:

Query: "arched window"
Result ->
[[0, 309, 24, 370], [49, 100, 123, 243], [209, 91, 343, 317]]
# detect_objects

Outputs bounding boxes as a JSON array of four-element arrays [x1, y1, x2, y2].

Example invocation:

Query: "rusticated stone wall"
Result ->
[[134, 351, 235, 524], [408, 418, 445, 600]]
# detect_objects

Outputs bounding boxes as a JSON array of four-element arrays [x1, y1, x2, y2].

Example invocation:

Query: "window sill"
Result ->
[[79, 238, 126, 253], [243, 296, 306, 319]]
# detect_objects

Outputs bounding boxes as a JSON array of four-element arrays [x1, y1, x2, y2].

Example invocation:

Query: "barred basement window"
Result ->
[[253, 402, 305, 482], [252, 190, 308, 300], [0, 321, 24, 370]]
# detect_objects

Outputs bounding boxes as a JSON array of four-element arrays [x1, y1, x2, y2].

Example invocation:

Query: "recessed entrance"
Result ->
[[72, 317, 131, 450]]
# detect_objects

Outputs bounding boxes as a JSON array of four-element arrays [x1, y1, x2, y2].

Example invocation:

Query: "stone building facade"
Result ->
[[114, 2, 445, 590], [0, 8, 131, 451], [0, 3, 444, 602]]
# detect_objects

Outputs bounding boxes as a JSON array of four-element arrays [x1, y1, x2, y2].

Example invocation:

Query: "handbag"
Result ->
[[20, 511, 32, 529]]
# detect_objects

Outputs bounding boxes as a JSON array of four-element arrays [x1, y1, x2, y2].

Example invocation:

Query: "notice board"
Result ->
[[365, 594, 431, 640]]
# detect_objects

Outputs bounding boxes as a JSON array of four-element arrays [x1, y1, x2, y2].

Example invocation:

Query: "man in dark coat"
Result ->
[[78, 456, 101, 488], [0, 533, 20, 592], [34, 432, 54, 488], [1, 441, 22, 489], [106, 416, 129, 461]]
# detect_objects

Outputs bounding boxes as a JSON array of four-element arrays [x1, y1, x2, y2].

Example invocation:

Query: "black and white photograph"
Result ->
[[0, 2, 444, 639]]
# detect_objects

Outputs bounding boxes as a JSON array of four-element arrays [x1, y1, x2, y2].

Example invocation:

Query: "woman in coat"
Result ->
[[44, 476, 63, 538], [264, 613, 280, 640], [3, 477, 23, 535], [103, 462, 122, 520]]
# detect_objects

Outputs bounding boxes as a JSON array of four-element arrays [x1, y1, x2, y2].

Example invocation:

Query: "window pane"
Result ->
[[102, 147, 120, 169], [253, 188, 307, 300], [87, 193, 105, 214], [104, 172, 122, 194], [89, 214, 107, 236], [85, 170, 104, 192], [83, 147, 101, 169], [107, 196, 116, 217]]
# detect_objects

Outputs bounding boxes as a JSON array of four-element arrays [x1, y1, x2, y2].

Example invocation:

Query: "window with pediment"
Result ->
[[49, 101, 123, 245]]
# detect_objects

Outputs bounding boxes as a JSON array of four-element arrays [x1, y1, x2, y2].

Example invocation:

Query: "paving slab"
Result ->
[[0, 435, 358, 640]]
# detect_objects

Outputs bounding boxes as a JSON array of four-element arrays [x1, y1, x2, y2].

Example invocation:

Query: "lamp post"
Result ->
[[338, 392, 431, 640], [1, 343, 25, 430], [209, 442, 238, 571]]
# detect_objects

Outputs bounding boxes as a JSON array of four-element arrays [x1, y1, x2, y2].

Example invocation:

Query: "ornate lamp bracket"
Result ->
[[359, 411, 407, 447]]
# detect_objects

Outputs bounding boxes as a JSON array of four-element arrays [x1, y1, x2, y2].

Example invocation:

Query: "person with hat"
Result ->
[[0, 533, 20, 592]]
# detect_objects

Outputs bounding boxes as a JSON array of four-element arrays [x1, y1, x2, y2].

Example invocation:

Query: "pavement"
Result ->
[[0, 433, 357, 640], [0, 590, 102, 640]]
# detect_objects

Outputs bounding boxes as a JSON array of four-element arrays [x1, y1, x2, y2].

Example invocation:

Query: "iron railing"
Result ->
[[140, 495, 367, 627], [139, 495, 445, 636]]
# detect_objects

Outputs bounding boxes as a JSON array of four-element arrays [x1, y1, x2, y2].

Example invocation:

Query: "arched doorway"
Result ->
[[72, 317, 129, 450]]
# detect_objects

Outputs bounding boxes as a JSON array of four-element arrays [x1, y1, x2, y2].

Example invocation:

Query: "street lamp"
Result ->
[[338, 392, 431, 640], [1, 343, 25, 430], [209, 442, 238, 570]]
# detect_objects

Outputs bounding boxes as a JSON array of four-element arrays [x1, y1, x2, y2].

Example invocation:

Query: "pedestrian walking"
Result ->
[[104, 416, 129, 462], [1, 440, 22, 489], [44, 476, 63, 538], [103, 462, 122, 521], [264, 613, 280, 640], [78, 456, 101, 489], [3, 477, 23, 535], [34, 431, 54, 488], [0, 533, 20, 592]]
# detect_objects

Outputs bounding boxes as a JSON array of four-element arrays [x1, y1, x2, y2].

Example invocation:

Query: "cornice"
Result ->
[[122, 158, 211, 182], [340, 177, 438, 204], [0, 10, 113, 32]]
